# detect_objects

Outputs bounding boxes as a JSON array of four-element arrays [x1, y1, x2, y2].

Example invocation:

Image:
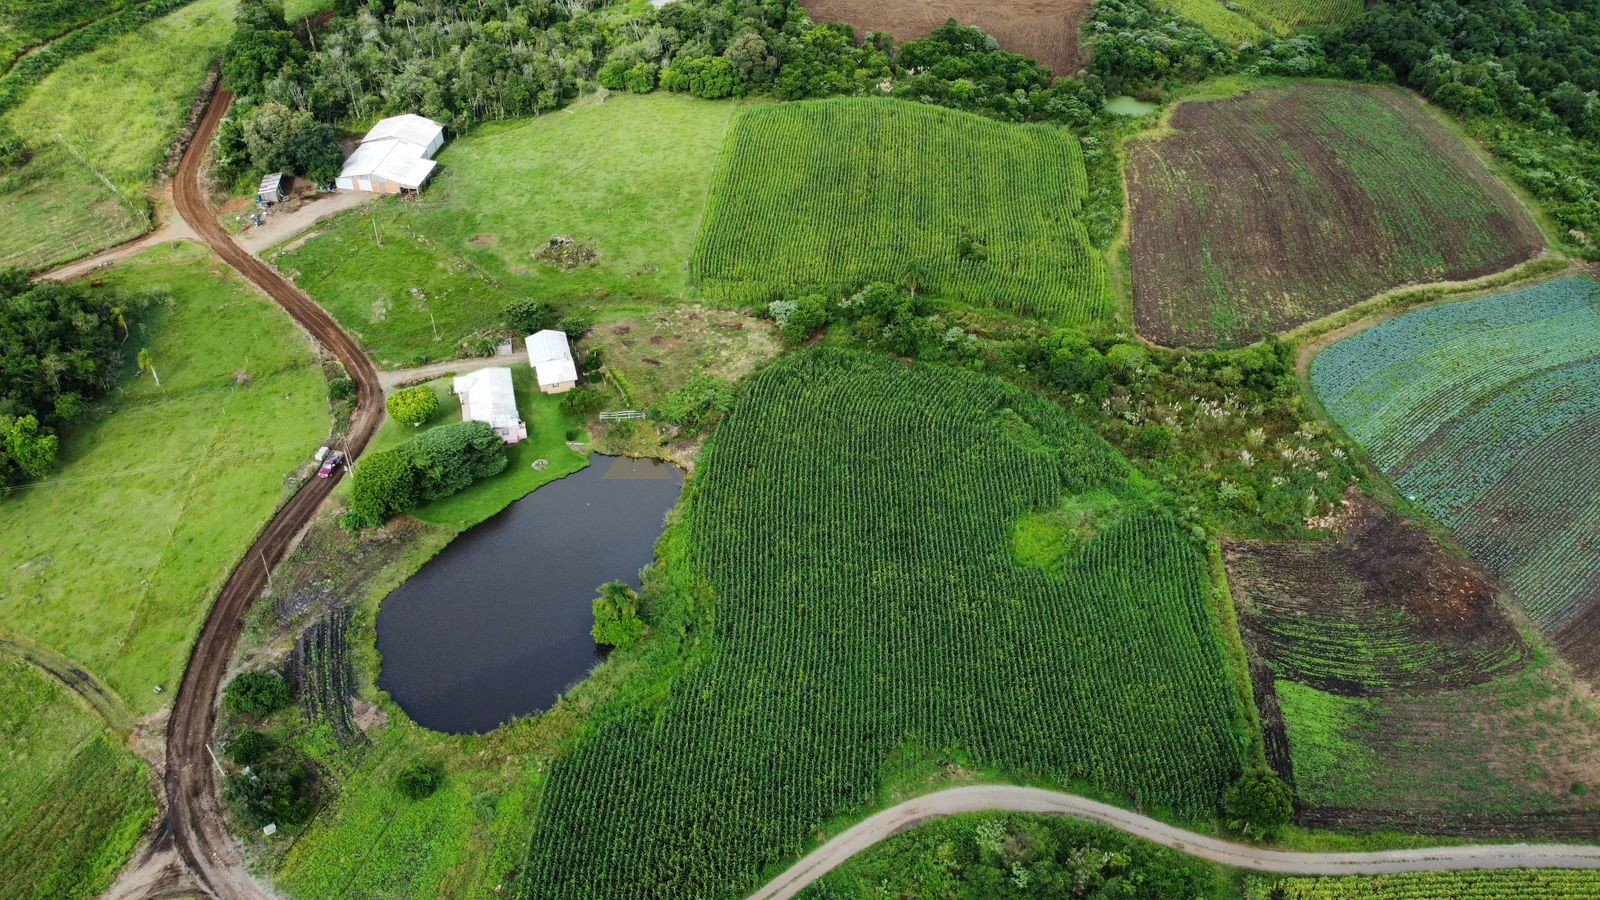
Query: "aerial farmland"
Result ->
[[2, 0, 1600, 898]]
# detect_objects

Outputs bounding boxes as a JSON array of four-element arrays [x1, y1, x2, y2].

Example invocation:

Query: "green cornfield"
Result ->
[[691, 98, 1113, 325], [1249, 870, 1600, 898], [517, 349, 1251, 898]]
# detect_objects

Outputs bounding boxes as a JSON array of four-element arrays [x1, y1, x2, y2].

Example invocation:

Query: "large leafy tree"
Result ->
[[386, 385, 440, 428]]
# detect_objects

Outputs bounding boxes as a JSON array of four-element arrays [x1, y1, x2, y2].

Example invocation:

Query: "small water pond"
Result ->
[[1106, 95, 1159, 117], [376, 455, 684, 734]]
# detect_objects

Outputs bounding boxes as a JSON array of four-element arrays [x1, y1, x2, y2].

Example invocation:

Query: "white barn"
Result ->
[[453, 367, 527, 444], [526, 329, 578, 394], [336, 114, 446, 194]]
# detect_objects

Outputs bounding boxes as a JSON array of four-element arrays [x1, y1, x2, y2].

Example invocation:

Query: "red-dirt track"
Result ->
[[801, 0, 1093, 77], [158, 87, 383, 898]]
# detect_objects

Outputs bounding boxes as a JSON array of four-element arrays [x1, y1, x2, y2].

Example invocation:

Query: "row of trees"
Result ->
[[0, 269, 153, 484]]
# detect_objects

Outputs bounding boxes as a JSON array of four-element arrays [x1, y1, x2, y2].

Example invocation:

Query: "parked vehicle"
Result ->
[[318, 451, 344, 478], [314, 446, 330, 463]]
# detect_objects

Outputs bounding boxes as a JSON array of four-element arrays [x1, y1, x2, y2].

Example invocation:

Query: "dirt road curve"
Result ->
[[750, 785, 1600, 899], [158, 86, 383, 899]]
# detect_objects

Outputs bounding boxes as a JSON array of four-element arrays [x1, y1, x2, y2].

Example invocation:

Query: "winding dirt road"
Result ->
[[750, 785, 1600, 899], [153, 86, 383, 899]]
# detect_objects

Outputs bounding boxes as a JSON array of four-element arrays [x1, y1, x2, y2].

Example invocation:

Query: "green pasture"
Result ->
[[362, 371, 587, 530], [271, 92, 745, 367], [0, 656, 155, 900], [0, 0, 124, 72], [0, 242, 328, 713], [0, 0, 331, 271]]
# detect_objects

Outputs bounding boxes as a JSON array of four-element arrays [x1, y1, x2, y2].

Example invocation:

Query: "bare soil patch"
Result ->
[[801, 0, 1094, 76], [589, 305, 781, 406], [1127, 83, 1544, 347], [1229, 492, 1600, 838], [1229, 493, 1527, 696]]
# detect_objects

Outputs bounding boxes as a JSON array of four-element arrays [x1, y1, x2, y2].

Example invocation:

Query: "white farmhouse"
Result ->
[[453, 367, 527, 444], [526, 329, 578, 394], [336, 114, 446, 194]]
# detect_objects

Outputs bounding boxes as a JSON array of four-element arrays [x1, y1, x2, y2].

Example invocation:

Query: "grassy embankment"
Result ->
[[0, 0, 330, 271], [270, 92, 745, 368], [0, 656, 155, 900]]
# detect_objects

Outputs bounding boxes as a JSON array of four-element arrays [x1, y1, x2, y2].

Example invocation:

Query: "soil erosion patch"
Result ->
[[1127, 83, 1543, 347], [801, 0, 1093, 76]]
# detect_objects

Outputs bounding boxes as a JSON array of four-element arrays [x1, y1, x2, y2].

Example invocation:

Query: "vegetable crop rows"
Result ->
[[692, 98, 1112, 325], [1311, 276, 1600, 632], [517, 349, 1249, 898], [1249, 870, 1600, 898]]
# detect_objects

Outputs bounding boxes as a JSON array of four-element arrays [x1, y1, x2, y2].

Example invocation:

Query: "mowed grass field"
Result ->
[[520, 350, 1251, 896], [1127, 82, 1543, 347], [0, 656, 155, 900], [0, 242, 328, 713], [0, 0, 329, 271], [272, 93, 744, 367], [1311, 277, 1600, 645], [692, 98, 1113, 325]]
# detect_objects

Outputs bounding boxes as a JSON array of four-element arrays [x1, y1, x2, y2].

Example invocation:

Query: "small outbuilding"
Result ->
[[257, 172, 286, 204], [336, 113, 446, 194], [453, 367, 527, 444], [526, 329, 578, 394]]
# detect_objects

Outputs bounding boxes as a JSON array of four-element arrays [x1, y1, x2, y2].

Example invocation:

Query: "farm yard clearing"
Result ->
[[269, 93, 743, 367], [800, 0, 1094, 76], [1127, 81, 1543, 347], [693, 98, 1112, 325]]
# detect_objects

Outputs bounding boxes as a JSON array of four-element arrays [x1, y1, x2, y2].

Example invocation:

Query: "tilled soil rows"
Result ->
[[801, 0, 1093, 76], [1127, 83, 1543, 348]]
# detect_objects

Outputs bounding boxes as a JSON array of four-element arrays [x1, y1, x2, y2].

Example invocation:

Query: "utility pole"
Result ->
[[260, 548, 275, 592]]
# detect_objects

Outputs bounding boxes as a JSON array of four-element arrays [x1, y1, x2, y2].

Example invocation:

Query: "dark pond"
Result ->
[[376, 455, 684, 733]]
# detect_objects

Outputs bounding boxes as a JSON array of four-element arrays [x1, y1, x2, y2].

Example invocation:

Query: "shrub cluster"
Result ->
[[344, 420, 508, 528], [223, 670, 293, 719], [0, 270, 152, 484]]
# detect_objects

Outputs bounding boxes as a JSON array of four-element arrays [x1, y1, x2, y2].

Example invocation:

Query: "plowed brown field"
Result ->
[[1128, 83, 1543, 348], [801, 0, 1093, 76]]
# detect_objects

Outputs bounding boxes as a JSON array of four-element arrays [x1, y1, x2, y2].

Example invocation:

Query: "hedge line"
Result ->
[[0, 0, 199, 118]]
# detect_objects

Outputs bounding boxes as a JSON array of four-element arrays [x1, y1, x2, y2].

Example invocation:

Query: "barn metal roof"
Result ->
[[526, 329, 578, 387], [453, 368, 522, 431], [364, 113, 444, 149]]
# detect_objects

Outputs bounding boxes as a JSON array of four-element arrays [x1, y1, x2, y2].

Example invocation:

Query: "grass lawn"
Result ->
[[0, 656, 155, 900], [0, 241, 329, 713], [364, 370, 588, 530], [270, 92, 745, 367], [0, 0, 331, 271]]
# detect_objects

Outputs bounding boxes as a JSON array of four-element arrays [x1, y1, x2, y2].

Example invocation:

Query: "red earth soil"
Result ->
[[801, 0, 1094, 76]]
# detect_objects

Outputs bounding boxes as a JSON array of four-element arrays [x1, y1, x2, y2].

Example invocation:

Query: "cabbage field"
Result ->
[[691, 98, 1112, 324], [1311, 276, 1600, 633], [516, 349, 1250, 897]]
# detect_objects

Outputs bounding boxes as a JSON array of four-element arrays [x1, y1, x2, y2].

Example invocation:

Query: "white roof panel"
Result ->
[[365, 114, 444, 149], [453, 368, 521, 429], [525, 330, 577, 387]]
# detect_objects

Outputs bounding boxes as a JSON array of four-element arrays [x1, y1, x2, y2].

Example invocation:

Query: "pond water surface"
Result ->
[[376, 455, 684, 733], [1106, 95, 1159, 117]]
